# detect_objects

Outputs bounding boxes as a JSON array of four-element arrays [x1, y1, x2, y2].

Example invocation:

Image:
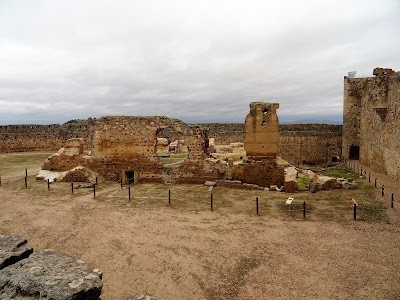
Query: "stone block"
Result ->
[[0, 249, 103, 300], [0, 235, 33, 270]]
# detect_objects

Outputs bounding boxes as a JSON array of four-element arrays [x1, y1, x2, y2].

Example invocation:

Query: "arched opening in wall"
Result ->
[[156, 127, 189, 169], [349, 146, 360, 160]]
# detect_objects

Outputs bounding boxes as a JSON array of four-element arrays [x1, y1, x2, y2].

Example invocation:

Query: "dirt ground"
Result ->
[[1, 153, 400, 300]]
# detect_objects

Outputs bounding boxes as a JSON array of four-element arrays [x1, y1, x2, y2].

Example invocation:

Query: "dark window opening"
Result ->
[[349, 146, 359, 160], [126, 171, 135, 185], [263, 108, 268, 114], [332, 156, 338, 162]]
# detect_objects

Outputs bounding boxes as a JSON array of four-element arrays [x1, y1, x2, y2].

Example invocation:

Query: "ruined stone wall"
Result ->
[[1, 120, 342, 166], [343, 70, 400, 181], [197, 123, 245, 144], [232, 159, 285, 187], [0, 123, 93, 153], [201, 123, 342, 165], [64, 116, 213, 184], [279, 124, 342, 165]]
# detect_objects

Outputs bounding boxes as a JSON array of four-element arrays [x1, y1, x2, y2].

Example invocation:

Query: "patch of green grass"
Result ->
[[321, 168, 360, 181], [169, 153, 188, 159], [297, 174, 309, 191]]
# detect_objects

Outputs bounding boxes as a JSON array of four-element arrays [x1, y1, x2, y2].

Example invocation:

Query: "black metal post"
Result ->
[[211, 194, 213, 211], [303, 201, 306, 219], [391, 194, 394, 208], [96, 177, 98, 185], [0, 175, 2, 186], [25, 168, 28, 178], [360, 167, 363, 176], [47, 179, 50, 191], [120, 178, 123, 189], [375, 178, 377, 188], [382, 185, 384, 196], [353, 204, 356, 221], [256, 197, 259, 215], [25, 177, 27, 189], [168, 190, 171, 205], [71, 182, 74, 194], [129, 186, 131, 200], [369, 173, 371, 183], [93, 185, 95, 198]]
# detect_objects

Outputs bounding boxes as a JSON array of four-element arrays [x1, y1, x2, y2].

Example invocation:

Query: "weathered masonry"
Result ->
[[343, 68, 400, 181], [41, 103, 285, 188]]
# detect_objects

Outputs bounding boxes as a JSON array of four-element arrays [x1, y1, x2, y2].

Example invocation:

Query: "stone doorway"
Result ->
[[349, 146, 360, 160], [125, 171, 135, 185]]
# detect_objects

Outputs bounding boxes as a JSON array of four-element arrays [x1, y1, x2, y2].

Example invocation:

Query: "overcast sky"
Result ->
[[0, 0, 399, 125]]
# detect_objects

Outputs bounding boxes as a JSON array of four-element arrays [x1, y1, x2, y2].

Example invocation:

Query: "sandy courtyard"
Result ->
[[0, 153, 400, 299]]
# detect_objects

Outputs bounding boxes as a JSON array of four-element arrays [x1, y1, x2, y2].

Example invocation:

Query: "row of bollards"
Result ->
[[347, 160, 395, 210]]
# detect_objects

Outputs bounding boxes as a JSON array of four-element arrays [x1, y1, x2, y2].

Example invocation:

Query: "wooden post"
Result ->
[[382, 185, 384, 196], [47, 179, 50, 191], [256, 197, 259, 216], [168, 190, 171, 205], [353, 204, 356, 221], [71, 182, 74, 194], [303, 201, 306, 219], [93, 185, 96, 198], [211, 193, 213, 211], [25, 177, 27, 189], [129, 186, 131, 200]]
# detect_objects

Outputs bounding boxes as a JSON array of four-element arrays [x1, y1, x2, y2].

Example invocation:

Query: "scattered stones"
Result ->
[[0, 249, 103, 300], [283, 166, 298, 193], [269, 185, 278, 191], [0, 235, 33, 270], [342, 181, 359, 189], [310, 182, 318, 193], [76, 183, 95, 189]]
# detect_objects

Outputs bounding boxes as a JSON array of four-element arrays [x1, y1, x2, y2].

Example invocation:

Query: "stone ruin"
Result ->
[[37, 101, 350, 193]]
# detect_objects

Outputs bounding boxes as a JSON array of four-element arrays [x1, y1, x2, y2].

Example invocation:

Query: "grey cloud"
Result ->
[[0, 0, 399, 125]]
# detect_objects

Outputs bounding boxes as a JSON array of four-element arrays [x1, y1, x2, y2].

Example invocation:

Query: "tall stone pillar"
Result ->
[[244, 102, 280, 159]]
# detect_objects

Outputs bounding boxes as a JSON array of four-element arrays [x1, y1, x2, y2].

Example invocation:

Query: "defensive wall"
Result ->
[[201, 123, 342, 165], [343, 68, 400, 181], [0, 121, 342, 166]]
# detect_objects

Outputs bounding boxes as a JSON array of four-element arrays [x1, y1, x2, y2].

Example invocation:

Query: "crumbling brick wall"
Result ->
[[343, 69, 400, 181], [0, 122, 94, 153]]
